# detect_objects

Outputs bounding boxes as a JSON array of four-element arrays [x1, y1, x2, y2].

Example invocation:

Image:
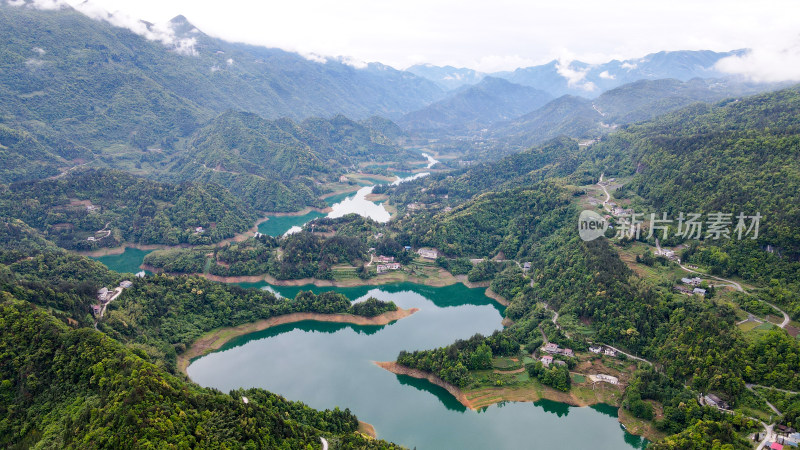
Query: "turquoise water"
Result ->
[[91, 247, 152, 274], [257, 211, 326, 237], [188, 283, 648, 450]]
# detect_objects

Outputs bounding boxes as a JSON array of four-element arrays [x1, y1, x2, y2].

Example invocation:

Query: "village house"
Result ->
[[542, 343, 560, 354], [603, 347, 616, 357], [674, 285, 693, 295], [595, 374, 619, 385], [703, 393, 729, 410], [589, 346, 602, 354], [376, 255, 395, 263], [693, 287, 707, 296], [91, 304, 101, 316], [682, 277, 702, 286], [135, 271, 146, 278], [195, 226, 205, 233], [97, 287, 110, 302], [417, 248, 438, 259], [541, 355, 553, 367], [376, 263, 401, 274], [553, 359, 567, 366], [656, 248, 676, 259], [523, 262, 531, 272], [561, 348, 574, 357], [120, 280, 133, 289]]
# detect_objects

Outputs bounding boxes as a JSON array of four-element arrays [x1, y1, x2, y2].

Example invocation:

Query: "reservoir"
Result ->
[[187, 282, 648, 450]]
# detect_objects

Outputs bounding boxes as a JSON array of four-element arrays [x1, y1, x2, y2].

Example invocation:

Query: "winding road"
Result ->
[[598, 173, 611, 210], [678, 264, 790, 328]]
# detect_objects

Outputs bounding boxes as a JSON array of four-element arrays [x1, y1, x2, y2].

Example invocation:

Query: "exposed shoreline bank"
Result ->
[[374, 361, 474, 409], [178, 308, 419, 374], [374, 362, 656, 442], [141, 266, 508, 308]]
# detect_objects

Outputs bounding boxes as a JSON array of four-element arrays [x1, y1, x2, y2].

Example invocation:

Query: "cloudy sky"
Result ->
[[49, 0, 800, 80]]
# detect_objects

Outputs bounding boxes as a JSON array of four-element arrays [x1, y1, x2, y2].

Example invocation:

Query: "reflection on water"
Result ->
[[189, 282, 648, 450]]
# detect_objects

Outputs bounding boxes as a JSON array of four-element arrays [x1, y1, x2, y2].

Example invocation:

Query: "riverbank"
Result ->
[[178, 308, 419, 374]]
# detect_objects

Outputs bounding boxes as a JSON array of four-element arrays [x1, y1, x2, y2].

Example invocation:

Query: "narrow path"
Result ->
[[320, 437, 328, 450]]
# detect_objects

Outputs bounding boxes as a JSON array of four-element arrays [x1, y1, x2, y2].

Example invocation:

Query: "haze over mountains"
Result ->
[[0, 1, 785, 182]]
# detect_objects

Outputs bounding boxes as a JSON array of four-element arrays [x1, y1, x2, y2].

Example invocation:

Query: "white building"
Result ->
[[417, 248, 438, 259]]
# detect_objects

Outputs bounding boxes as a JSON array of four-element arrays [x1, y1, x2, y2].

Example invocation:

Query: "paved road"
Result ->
[[594, 343, 653, 366], [99, 287, 123, 319], [598, 173, 611, 210], [757, 423, 775, 450], [745, 384, 781, 415], [747, 383, 800, 395], [679, 264, 790, 328]]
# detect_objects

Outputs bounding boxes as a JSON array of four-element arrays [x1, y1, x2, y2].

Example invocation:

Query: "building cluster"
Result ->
[[655, 247, 678, 260], [91, 281, 133, 317], [540, 355, 567, 367], [757, 426, 799, 449], [674, 277, 706, 296], [588, 345, 617, 357], [541, 342, 574, 357]]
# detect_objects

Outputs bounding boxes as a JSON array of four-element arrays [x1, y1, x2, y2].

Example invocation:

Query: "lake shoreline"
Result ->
[[374, 361, 657, 442], [178, 308, 419, 375], [374, 361, 475, 409], [142, 266, 508, 308]]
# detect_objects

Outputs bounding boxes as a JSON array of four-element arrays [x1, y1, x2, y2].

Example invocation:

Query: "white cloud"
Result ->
[[73, 1, 199, 55], [621, 62, 637, 70], [18, 0, 200, 56], [556, 59, 596, 91], [11, 0, 800, 75], [300, 52, 328, 64], [29, 0, 64, 10], [715, 41, 800, 82], [598, 70, 615, 80]]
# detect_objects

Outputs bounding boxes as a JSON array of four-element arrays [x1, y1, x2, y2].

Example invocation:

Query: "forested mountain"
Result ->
[[405, 64, 486, 91], [0, 220, 399, 447], [378, 85, 800, 447], [0, 169, 256, 250], [492, 50, 744, 97], [398, 77, 552, 133], [164, 111, 415, 212], [489, 77, 775, 152], [0, 2, 441, 183]]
